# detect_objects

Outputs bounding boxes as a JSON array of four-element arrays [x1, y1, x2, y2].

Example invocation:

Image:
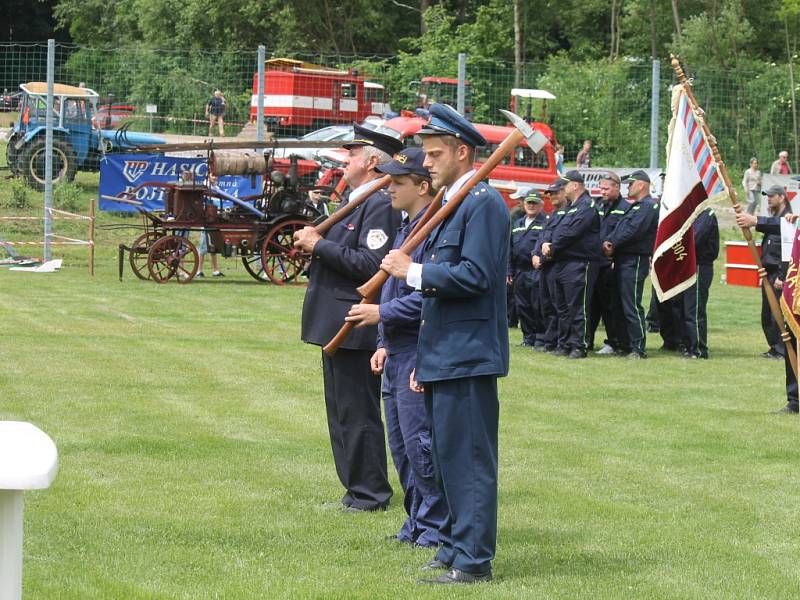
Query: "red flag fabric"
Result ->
[[651, 86, 729, 301], [781, 225, 800, 338]]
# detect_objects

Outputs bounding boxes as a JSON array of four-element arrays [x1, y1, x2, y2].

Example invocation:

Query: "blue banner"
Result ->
[[98, 153, 262, 212]]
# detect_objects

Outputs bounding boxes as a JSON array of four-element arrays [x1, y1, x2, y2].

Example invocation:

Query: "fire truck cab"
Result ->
[[251, 58, 389, 135]]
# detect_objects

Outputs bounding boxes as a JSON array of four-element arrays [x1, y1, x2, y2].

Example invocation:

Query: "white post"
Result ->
[[457, 53, 466, 116], [649, 58, 661, 169], [44, 39, 55, 261], [0, 491, 24, 600], [257, 45, 265, 142]]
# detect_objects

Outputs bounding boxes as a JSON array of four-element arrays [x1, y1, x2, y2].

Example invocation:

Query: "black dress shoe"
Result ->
[[567, 348, 587, 359], [385, 534, 413, 545], [761, 350, 783, 360], [551, 347, 569, 357], [774, 404, 799, 414], [420, 558, 449, 571], [418, 567, 492, 585], [342, 504, 387, 513]]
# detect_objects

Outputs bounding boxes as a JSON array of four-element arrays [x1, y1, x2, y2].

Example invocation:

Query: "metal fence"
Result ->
[[1, 42, 797, 175]]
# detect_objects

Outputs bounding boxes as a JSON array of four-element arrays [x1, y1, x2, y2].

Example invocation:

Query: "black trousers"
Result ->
[[761, 270, 785, 356], [513, 269, 538, 344], [321, 348, 392, 510], [785, 329, 798, 407], [538, 266, 558, 348], [682, 263, 713, 358], [553, 260, 599, 352], [588, 262, 618, 350], [614, 254, 650, 355]]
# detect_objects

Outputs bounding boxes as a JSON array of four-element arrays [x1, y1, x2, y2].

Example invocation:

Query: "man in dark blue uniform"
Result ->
[[509, 190, 547, 347], [345, 147, 446, 547], [542, 170, 602, 359], [590, 172, 627, 354], [532, 181, 569, 352], [294, 124, 403, 512], [603, 170, 659, 359], [380, 103, 509, 584], [681, 207, 719, 359]]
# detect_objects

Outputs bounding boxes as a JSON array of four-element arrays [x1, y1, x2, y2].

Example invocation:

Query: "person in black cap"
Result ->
[[380, 102, 509, 584], [603, 169, 659, 359], [590, 172, 627, 354], [735, 184, 792, 359], [344, 147, 447, 547], [532, 179, 569, 351], [541, 170, 603, 358], [294, 123, 403, 512], [509, 189, 547, 347]]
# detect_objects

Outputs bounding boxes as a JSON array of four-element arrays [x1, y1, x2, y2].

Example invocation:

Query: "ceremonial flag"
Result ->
[[781, 224, 800, 338], [651, 86, 730, 301]]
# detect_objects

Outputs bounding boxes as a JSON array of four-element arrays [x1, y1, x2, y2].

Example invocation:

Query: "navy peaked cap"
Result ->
[[376, 147, 430, 177], [417, 103, 487, 147], [343, 123, 404, 156]]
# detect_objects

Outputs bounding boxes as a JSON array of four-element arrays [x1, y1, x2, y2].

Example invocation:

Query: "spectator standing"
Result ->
[[307, 189, 330, 217], [206, 89, 227, 137], [742, 157, 762, 215], [770, 150, 792, 175], [576, 140, 592, 168], [555, 144, 565, 174]]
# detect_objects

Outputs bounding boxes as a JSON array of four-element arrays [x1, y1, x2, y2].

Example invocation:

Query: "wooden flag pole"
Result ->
[[671, 55, 798, 377]]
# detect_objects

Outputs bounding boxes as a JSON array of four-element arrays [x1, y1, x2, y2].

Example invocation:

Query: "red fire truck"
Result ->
[[250, 58, 389, 134], [411, 76, 474, 120]]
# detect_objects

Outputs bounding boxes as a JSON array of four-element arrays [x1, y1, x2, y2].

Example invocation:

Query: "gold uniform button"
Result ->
[[432, 288, 437, 293]]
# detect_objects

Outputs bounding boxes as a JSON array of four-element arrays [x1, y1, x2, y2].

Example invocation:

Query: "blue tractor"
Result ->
[[6, 82, 164, 191]]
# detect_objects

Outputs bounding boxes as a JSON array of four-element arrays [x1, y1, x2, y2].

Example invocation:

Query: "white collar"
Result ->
[[349, 178, 380, 203], [444, 169, 477, 204]]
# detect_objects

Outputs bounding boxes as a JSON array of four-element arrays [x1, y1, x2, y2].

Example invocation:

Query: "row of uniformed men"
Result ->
[[294, 107, 509, 585], [508, 170, 720, 359]]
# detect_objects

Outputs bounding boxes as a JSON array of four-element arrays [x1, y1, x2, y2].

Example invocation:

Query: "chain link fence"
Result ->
[[1, 42, 797, 176]]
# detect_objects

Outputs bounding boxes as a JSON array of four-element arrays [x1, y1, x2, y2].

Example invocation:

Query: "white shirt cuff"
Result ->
[[407, 263, 423, 290]]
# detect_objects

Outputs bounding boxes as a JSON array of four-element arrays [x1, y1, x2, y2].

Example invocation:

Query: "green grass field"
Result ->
[[2, 146, 800, 598]]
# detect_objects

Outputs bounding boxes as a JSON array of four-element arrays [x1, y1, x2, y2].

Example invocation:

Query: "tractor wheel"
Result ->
[[147, 235, 198, 283], [6, 132, 21, 176], [241, 251, 270, 283], [260, 220, 310, 285], [129, 232, 162, 280], [20, 137, 78, 191]]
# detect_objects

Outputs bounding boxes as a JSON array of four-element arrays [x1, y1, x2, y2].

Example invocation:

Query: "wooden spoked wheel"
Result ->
[[241, 249, 270, 283], [146, 235, 199, 283], [260, 220, 310, 285], [129, 231, 162, 280]]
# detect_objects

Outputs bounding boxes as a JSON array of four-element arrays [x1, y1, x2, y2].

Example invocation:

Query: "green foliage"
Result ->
[[4, 177, 32, 210], [53, 180, 86, 213]]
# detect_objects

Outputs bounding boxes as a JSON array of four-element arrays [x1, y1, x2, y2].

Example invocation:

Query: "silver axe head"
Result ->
[[499, 109, 549, 153]]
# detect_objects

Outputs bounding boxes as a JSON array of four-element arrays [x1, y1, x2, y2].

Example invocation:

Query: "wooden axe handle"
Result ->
[[322, 187, 445, 356], [357, 128, 524, 300], [313, 174, 391, 236]]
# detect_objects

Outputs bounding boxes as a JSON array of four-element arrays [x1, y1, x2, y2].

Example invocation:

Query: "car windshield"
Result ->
[[301, 126, 349, 141]]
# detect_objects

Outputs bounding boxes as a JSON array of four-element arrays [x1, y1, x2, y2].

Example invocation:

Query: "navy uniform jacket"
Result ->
[[508, 212, 546, 276], [415, 182, 510, 383], [693, 208, 719, 265], [377, 210, 427, 355], [756, 207, 790, 276], [533, 210, 564, 266], [301, 187, 400, 350], [606, 195, 659, 256], [599, 194, 629, 242], [548, 190, 603, 262]]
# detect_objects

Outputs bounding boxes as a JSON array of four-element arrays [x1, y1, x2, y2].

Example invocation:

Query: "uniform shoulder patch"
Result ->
[[366, 229, 389, 250]]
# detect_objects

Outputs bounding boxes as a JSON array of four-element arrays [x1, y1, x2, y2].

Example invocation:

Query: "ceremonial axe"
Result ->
[[322, 110, 550, 355]]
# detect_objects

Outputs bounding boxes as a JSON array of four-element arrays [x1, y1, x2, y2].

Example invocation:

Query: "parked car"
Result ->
[[272, 120, 391, 161], [91, 104, 136, 129]]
